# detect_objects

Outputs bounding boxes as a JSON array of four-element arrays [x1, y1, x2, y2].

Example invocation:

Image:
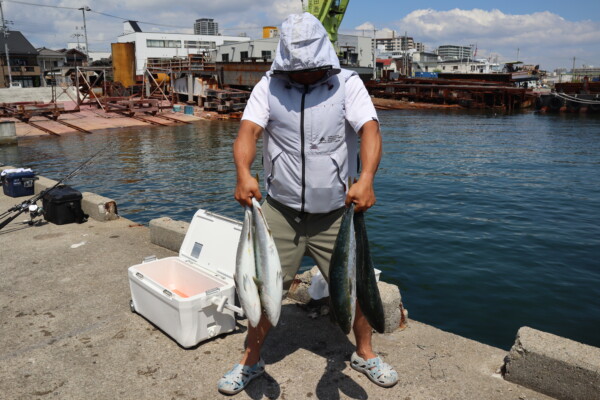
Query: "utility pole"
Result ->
[[372, 29, 376, 80], [572, 56, 576, 73], [0, 1, 12, 87], [72, 32, 83, 65], [404, 31, 408, 76], [79, 6, 91, 65]]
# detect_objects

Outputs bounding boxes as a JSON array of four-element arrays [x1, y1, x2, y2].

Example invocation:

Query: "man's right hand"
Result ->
[[234, 174, 262, 207], [233, 120, 264, 207]]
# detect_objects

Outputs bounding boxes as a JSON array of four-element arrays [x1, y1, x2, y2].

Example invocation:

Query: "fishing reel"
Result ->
[[27, 203, 44, 226]]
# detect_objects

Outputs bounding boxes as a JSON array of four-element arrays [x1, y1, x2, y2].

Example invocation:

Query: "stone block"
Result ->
[[149, 217, 190, 253], [0, 122, 17, 146], [33, 176, 58, 194], [287, 266, 318, 304], [503, 326, 600, 400], [378, 281, 404, 333], [81, 192, 119, 221]]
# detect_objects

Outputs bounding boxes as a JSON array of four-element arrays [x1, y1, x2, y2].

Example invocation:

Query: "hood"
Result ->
[[270, 12, 340, 75]]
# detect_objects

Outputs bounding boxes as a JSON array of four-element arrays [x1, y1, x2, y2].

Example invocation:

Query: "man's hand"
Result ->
[[235, 174, 262, 207], [346, 176, 376, 212]]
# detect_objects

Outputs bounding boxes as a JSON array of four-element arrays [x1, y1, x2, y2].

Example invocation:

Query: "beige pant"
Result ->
[[263, 197, 345, 293]]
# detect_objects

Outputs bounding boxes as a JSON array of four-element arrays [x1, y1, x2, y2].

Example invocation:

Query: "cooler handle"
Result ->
[[211, 296, 244, 316]]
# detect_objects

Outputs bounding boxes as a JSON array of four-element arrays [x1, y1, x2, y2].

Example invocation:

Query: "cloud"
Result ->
[[3, 0, 301, 50], [395, 8, 600, 69], [355, 22, 375, 31]]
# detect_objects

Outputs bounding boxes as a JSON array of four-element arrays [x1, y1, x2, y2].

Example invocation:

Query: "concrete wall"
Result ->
[[0, 87, 77, 103], [338, 34, 374, 68], [216, 38, 279, 63]]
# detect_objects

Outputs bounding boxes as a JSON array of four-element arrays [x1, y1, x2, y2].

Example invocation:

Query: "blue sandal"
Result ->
[[217, 359, 265, 395], [350, 352, 398, 388]]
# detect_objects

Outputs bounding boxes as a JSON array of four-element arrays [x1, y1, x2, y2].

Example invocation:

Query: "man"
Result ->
[[218, 12, 398, 395]]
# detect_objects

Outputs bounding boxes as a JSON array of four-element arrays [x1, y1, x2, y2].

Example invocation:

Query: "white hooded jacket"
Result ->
[[242, 13, 377, 214]]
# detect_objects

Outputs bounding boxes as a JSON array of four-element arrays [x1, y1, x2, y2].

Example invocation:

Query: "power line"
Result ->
[[3, 0, 263, 41], [4, 0, 197, 29], [4, 0, 77, 10]]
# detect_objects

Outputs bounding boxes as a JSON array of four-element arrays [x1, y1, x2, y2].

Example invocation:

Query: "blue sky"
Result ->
[[3, 0, 599, 71]]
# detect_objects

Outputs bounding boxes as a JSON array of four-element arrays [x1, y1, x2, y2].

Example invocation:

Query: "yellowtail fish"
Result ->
[[329, 204, 356, 334], [251, 198, 283, 327], [354, 211, 385, 333], [234, 206, 262, 328]]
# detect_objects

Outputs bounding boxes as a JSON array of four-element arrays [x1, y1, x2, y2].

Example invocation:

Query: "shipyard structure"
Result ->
[[2, 16, 600, 135]]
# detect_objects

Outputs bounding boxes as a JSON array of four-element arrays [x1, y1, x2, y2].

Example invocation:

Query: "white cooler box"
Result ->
[[128, 209, 243, 348]]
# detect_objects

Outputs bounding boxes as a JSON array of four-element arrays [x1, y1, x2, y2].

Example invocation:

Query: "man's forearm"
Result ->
[[233, 120, 262, 178], [358, 120, 382, 183]]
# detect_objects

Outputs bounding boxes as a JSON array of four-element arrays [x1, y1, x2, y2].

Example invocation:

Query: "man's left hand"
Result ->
[[345, 177, 376, 212]]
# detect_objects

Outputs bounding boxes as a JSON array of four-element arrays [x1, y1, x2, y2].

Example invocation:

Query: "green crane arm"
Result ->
[[307, 0, 350, 44]]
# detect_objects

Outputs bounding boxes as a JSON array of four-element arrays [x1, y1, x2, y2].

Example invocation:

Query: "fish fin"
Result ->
[[253, 276, 263, 288]]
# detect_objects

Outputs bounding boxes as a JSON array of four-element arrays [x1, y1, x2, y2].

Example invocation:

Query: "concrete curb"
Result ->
[[503, 326, 600, 400], [35, 177, 119, 222], [80, 192, 119, 222], [149, 217, 190, 252], [0, 166, 119, 222]]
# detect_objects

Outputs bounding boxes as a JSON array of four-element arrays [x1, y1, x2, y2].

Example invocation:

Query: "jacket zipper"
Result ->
[[300, 85, 308, 214]]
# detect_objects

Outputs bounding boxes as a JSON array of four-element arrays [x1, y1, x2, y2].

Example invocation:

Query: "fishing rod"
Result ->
[[0, 144, 109, 231]]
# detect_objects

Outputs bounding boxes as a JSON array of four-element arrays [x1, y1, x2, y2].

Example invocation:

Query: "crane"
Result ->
[[305, 0, 350, 44]]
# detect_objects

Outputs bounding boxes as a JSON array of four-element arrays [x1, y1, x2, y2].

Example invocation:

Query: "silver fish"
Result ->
[[252, 198, 283, 327], [355, 211, 385, 333], [329, 204, 357, 334], [234, 206, 262, 328]]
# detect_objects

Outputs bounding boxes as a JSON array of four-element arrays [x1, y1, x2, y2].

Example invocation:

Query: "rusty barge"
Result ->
[[366, 73, 536, 111], [535, 79, 600, 114]]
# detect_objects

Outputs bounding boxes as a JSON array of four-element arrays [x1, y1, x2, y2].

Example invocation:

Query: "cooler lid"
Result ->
[[179, 209, 242, 279]]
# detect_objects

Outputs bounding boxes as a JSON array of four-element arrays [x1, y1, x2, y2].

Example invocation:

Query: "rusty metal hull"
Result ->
[[218, 62, 270, 88], [366, 79, 532, 111], [112, 43, 136, 88]]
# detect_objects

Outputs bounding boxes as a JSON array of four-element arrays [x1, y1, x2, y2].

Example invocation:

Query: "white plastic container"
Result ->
[[128, 209, 243, 348]]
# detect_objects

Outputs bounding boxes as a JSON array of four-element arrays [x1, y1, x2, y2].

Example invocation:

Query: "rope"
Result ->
[[552, 92, 600, 105]]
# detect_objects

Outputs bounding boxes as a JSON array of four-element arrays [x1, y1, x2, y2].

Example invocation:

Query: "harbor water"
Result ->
[[1, 110, 599, 350]]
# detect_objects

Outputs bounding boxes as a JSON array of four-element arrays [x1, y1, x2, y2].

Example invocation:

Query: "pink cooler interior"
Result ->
[[135, 259, 225, 298]]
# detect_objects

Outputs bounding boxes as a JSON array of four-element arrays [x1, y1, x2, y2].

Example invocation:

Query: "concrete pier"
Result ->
[[0, 121, 17, 146], [0, 181, 592, 399]]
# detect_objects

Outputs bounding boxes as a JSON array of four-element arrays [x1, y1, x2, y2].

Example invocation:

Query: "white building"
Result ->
[[411, 52, 441, 73], [372, 31, 425, 53], [117, 22, 250, 74], [436, 58, 501, 74], [437, 45, 473, 61], [337, 34, 374, 68], [194, 18, 219, 36], [216, 34, 373, 68], [216, 38, 278, 62]]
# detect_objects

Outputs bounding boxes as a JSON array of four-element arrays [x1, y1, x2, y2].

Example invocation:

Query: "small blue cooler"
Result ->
[[1, 168, 36, 197], [184, 105, 194, 115]]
